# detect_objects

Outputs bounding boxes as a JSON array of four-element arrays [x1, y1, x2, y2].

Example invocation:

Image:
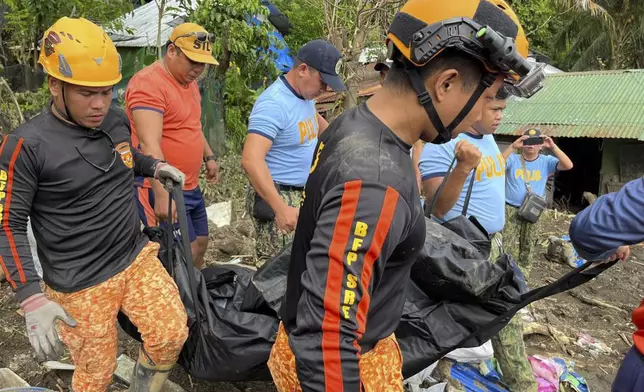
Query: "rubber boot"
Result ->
[[129, 349, 174, 392]]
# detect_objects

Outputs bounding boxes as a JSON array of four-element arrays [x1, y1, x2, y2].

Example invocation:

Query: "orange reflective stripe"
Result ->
[[321, 180, 362, 392], [3, 138, 26, 284], [0, 255, 15, 289], [0, 136, 16, 289]]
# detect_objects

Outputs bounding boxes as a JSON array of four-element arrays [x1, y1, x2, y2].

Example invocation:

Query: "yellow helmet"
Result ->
[[38, 17, 122, 87], [387, 0, 529, 77], [384, 0, 542, 144]]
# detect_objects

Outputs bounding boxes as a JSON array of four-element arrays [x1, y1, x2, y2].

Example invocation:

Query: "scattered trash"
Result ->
[[519, 307, 537, 323], [449, 360, 509, 392], [528, 356, 589, 392], [576, 332, 616, 357], [219, 257, 242, 265], [42, 361, 75, 371], [404, 362, 445, 392], [206, 201, 232, 228], [547, 236, 584, 268], [444, 341, 494, 364]]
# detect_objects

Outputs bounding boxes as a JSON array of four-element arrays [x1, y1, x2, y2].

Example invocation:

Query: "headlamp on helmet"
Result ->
[[476, 26, 545, 98], [400, 17, 545, 99]]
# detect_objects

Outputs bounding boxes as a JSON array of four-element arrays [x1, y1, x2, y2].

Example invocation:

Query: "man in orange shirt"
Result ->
[[126, 23, 219, 269]]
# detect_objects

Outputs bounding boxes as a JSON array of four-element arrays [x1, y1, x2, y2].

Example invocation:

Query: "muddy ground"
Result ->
[[1, 208, 641, 391]]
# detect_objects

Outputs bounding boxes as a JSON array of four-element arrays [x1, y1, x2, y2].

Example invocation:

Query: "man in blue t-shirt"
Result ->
[[502, 128, 573, 274], [420, 88, 539, 392], [242, 39, 346, 259]]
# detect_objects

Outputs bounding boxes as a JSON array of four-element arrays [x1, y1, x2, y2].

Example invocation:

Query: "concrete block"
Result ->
[[206, 201, 232, 228], [0, 368, 30, 389]]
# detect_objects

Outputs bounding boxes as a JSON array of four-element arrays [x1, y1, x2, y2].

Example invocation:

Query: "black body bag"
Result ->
[[118, 183, 278, 382], [399, 155, 615, 377]]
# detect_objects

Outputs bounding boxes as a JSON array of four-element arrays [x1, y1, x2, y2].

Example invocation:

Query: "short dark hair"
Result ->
[[293, 58, 304, 68], [385, 49, 485, 94]]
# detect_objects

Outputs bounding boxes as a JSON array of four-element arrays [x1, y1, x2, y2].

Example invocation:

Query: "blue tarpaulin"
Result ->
[[249, 1, 294, 73]]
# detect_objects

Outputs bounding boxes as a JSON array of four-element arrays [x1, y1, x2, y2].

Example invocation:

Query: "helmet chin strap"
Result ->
[[403, 61, 497, 144], [53, 82, 93, 130]]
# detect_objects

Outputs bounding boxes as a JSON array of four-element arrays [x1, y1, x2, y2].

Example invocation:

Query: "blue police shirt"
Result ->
[[419, 133, 506, 234], [505, 153, 559, 207], [248, 75, 319, 187]]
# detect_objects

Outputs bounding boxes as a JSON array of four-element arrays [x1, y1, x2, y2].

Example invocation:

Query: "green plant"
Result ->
[[182, 0, 280, 155], [2, 0, 133, 67], [272, 0, 325, 50], [199, 153, 249, 214], [222, 66, 267, 151]]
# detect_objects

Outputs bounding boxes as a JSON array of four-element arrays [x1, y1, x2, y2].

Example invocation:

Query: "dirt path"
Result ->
[[523, 212, 643, 391], [0, 210, 641, 391]]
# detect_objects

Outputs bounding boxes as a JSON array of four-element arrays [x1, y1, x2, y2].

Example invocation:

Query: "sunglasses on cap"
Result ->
[[173, 31, 215, 44]]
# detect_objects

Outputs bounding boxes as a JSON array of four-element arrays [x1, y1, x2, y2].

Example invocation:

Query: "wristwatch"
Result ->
[[204, 155, 217, 163]]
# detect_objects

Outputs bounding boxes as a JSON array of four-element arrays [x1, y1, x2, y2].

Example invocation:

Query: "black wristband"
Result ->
[[151, 159, 167, 177], [204, 154, 216, 163]]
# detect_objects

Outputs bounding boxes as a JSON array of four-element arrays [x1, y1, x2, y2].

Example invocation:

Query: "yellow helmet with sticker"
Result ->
[[38, 17, 122, 87]]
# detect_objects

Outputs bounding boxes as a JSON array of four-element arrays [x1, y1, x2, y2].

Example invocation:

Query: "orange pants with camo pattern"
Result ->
[[268, 322, 404, 392], [45, 242, 188, 392]]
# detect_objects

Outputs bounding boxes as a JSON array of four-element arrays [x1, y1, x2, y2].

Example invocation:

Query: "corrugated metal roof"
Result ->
[[496, 69, 644, 140], [108, 0, 195, 48]]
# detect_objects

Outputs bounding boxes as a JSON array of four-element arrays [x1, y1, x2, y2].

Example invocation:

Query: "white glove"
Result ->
[[21, 294, 76, 361], [154, 162, 185, 190]]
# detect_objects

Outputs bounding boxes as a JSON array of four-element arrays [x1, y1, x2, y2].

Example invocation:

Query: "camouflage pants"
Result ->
[[246, 186, 304, 260], [491, 315, 537, 392], [503, 204, 540, 276], [268, 323, 404, 391], [490, 231, 538, 392], [46, 242, 188, 392]]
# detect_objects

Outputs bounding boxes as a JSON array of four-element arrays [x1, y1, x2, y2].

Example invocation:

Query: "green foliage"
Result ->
[[0, 81, 49, 133], [2, 0, 133, 65], [222, 66, 267, 152], [15, 83, 50, 119], [187, 0, 276, 72], [272, 0, 325, 50], [550, 0, 644, 71], [182, 0, 280, 153], [508, 0, 564, 60], [198, 153, 248, 206]]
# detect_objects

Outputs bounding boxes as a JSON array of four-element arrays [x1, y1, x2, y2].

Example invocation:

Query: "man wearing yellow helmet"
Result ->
[[0, 17, 188, 392], [267, 0, 543, 391]]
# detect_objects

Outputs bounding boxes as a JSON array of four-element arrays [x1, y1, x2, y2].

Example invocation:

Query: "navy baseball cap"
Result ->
[[523, 128, 544, 145], [297, 39, 347, 92]]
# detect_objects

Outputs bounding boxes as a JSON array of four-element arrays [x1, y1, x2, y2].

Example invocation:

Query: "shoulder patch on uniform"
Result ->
[[115, 141, 133, 169]]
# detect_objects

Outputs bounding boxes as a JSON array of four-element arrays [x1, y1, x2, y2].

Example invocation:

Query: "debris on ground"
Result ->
[[204, 219, 257, 267], [528, 355, 589, 392], [42, 361, 75, 372], [575, 333, 617, 357], [0, 206, 641, 391], [546, 236, 582, 268], [206, 201, 233, 228]]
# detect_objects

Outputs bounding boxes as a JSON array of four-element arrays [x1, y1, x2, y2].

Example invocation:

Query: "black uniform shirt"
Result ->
[[0, 105, 158, 302], [281, 103, 426, 392]]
